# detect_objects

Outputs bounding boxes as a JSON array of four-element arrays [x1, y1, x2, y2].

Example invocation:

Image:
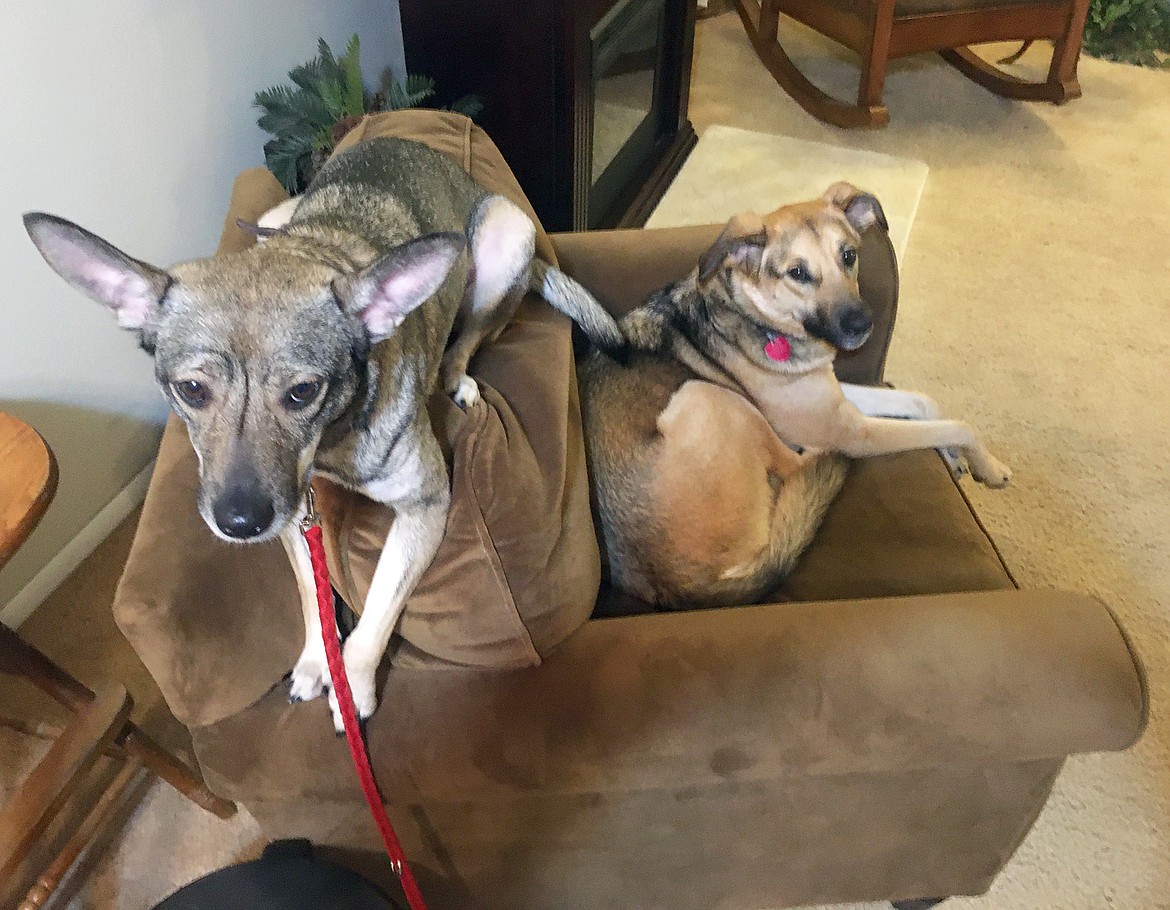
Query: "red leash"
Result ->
[[301, 496, 429, 910]]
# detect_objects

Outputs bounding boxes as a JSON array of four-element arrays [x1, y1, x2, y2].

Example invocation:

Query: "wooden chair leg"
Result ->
[[858, 0, 895, 116], [0, 622, 235, 819], [734, 0, 889, 127], [118, 727, 236, 819], [1047, 0, 1089, 101], [17, 756, 143, 910], [0, 682, 133, 888], [941, 0, 1086, 111]]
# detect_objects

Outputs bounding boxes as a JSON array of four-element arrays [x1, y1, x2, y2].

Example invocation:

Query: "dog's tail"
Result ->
[[530, 259, 628, 361], [721, 454, 850, 590], [765, 454, 850, 579]]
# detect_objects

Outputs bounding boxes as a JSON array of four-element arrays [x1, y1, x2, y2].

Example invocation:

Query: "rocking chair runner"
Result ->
[[735, 0, 1090, 127]]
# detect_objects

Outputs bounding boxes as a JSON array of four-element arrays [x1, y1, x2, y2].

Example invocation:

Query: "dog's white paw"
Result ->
[[450, 374, 481, 410], [972, 456, 1012, 489], [288, 645, 329, 703], [326, 644, 379, 734]]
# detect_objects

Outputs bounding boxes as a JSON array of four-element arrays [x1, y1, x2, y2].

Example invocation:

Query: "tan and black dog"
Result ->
[[579, 183, 1010, 609]]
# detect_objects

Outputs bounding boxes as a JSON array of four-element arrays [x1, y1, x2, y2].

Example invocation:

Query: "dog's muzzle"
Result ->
[[804, 301, 873, 352]]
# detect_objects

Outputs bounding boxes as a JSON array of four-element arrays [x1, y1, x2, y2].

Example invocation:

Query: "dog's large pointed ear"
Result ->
[[697, 212, 768, 283], [336, 232, 466, 342], [823, 182, 888, 234], [23, 212, 171, 330]]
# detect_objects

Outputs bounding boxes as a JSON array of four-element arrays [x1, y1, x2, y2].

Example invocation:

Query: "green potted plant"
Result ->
[[1083, 0, 1170, 66], [255, 34, 483, 193]]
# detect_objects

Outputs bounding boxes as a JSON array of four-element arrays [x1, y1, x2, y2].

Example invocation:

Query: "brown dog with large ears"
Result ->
[[579, 183, 1009, 609]]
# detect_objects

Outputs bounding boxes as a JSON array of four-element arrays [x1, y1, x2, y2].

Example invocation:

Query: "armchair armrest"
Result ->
[[195, 588, 1146, 803], [394, 588, 1146, 797], [550, 222, 899, 385]]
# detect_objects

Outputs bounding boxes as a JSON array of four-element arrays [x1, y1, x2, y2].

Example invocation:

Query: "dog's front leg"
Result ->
[[836, 411, 1011, 488], [326, 486, 450, 733], [280, 507, 333, 704], [838, 382, 968, 475]]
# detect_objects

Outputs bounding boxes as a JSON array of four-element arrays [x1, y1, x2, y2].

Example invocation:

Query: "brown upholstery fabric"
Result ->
[[781, 450, 1015, 601], [195, 589, 1144, 800], [190, 589, 1146, 907], [245, 761, 1062, 909]]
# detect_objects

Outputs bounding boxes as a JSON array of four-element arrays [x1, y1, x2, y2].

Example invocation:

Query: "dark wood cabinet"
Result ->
[[398, 0, 697, 232]]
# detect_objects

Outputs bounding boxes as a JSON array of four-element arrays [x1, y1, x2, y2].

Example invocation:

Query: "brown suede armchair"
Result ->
[[112, 112, 1146, 910]]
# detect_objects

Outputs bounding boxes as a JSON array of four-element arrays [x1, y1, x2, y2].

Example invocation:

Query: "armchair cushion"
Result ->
[[779, 449, 1016, 602]]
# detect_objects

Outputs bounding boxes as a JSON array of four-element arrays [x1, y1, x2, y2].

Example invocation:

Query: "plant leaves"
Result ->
[[1084, 0, 1170, 65], [254, 33, 487, 191], [449, 95, 485, 119], [341, 34, 366, 116]]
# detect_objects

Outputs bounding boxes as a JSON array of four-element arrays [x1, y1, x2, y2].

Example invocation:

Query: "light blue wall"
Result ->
[[1, 1, 403, 612]]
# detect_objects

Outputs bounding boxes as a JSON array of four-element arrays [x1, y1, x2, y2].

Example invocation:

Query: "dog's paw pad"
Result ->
[[288, 651, 329, 703], [450, 374, 480, 410]]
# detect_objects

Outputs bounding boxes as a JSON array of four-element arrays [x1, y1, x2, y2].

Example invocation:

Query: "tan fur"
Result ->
[[581, 184, 1009, 609]]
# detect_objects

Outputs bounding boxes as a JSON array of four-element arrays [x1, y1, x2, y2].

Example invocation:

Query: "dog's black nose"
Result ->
[[213, 490, 275, 540], [834, 303, 873, 350]]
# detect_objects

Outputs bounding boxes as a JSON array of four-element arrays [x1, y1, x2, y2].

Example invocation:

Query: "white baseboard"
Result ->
[[2, 460, 156, 628]]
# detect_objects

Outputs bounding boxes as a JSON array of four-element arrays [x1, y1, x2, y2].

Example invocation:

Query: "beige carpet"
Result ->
[[647, 124, 929, 261], [3, 15, 1169, 909]]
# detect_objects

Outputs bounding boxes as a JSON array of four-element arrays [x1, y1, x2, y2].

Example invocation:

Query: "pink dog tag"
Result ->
[[764, 335, 791, 362]]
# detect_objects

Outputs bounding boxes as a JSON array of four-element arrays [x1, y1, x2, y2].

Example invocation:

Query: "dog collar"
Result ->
[[764, 333, 792, 362]]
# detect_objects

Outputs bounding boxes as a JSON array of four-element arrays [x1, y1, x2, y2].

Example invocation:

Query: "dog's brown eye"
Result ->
[[173, 380, 210, 409], [842, 247, 857, 268], [787, 263, 813, 284], [284, 380, 323, 410]]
